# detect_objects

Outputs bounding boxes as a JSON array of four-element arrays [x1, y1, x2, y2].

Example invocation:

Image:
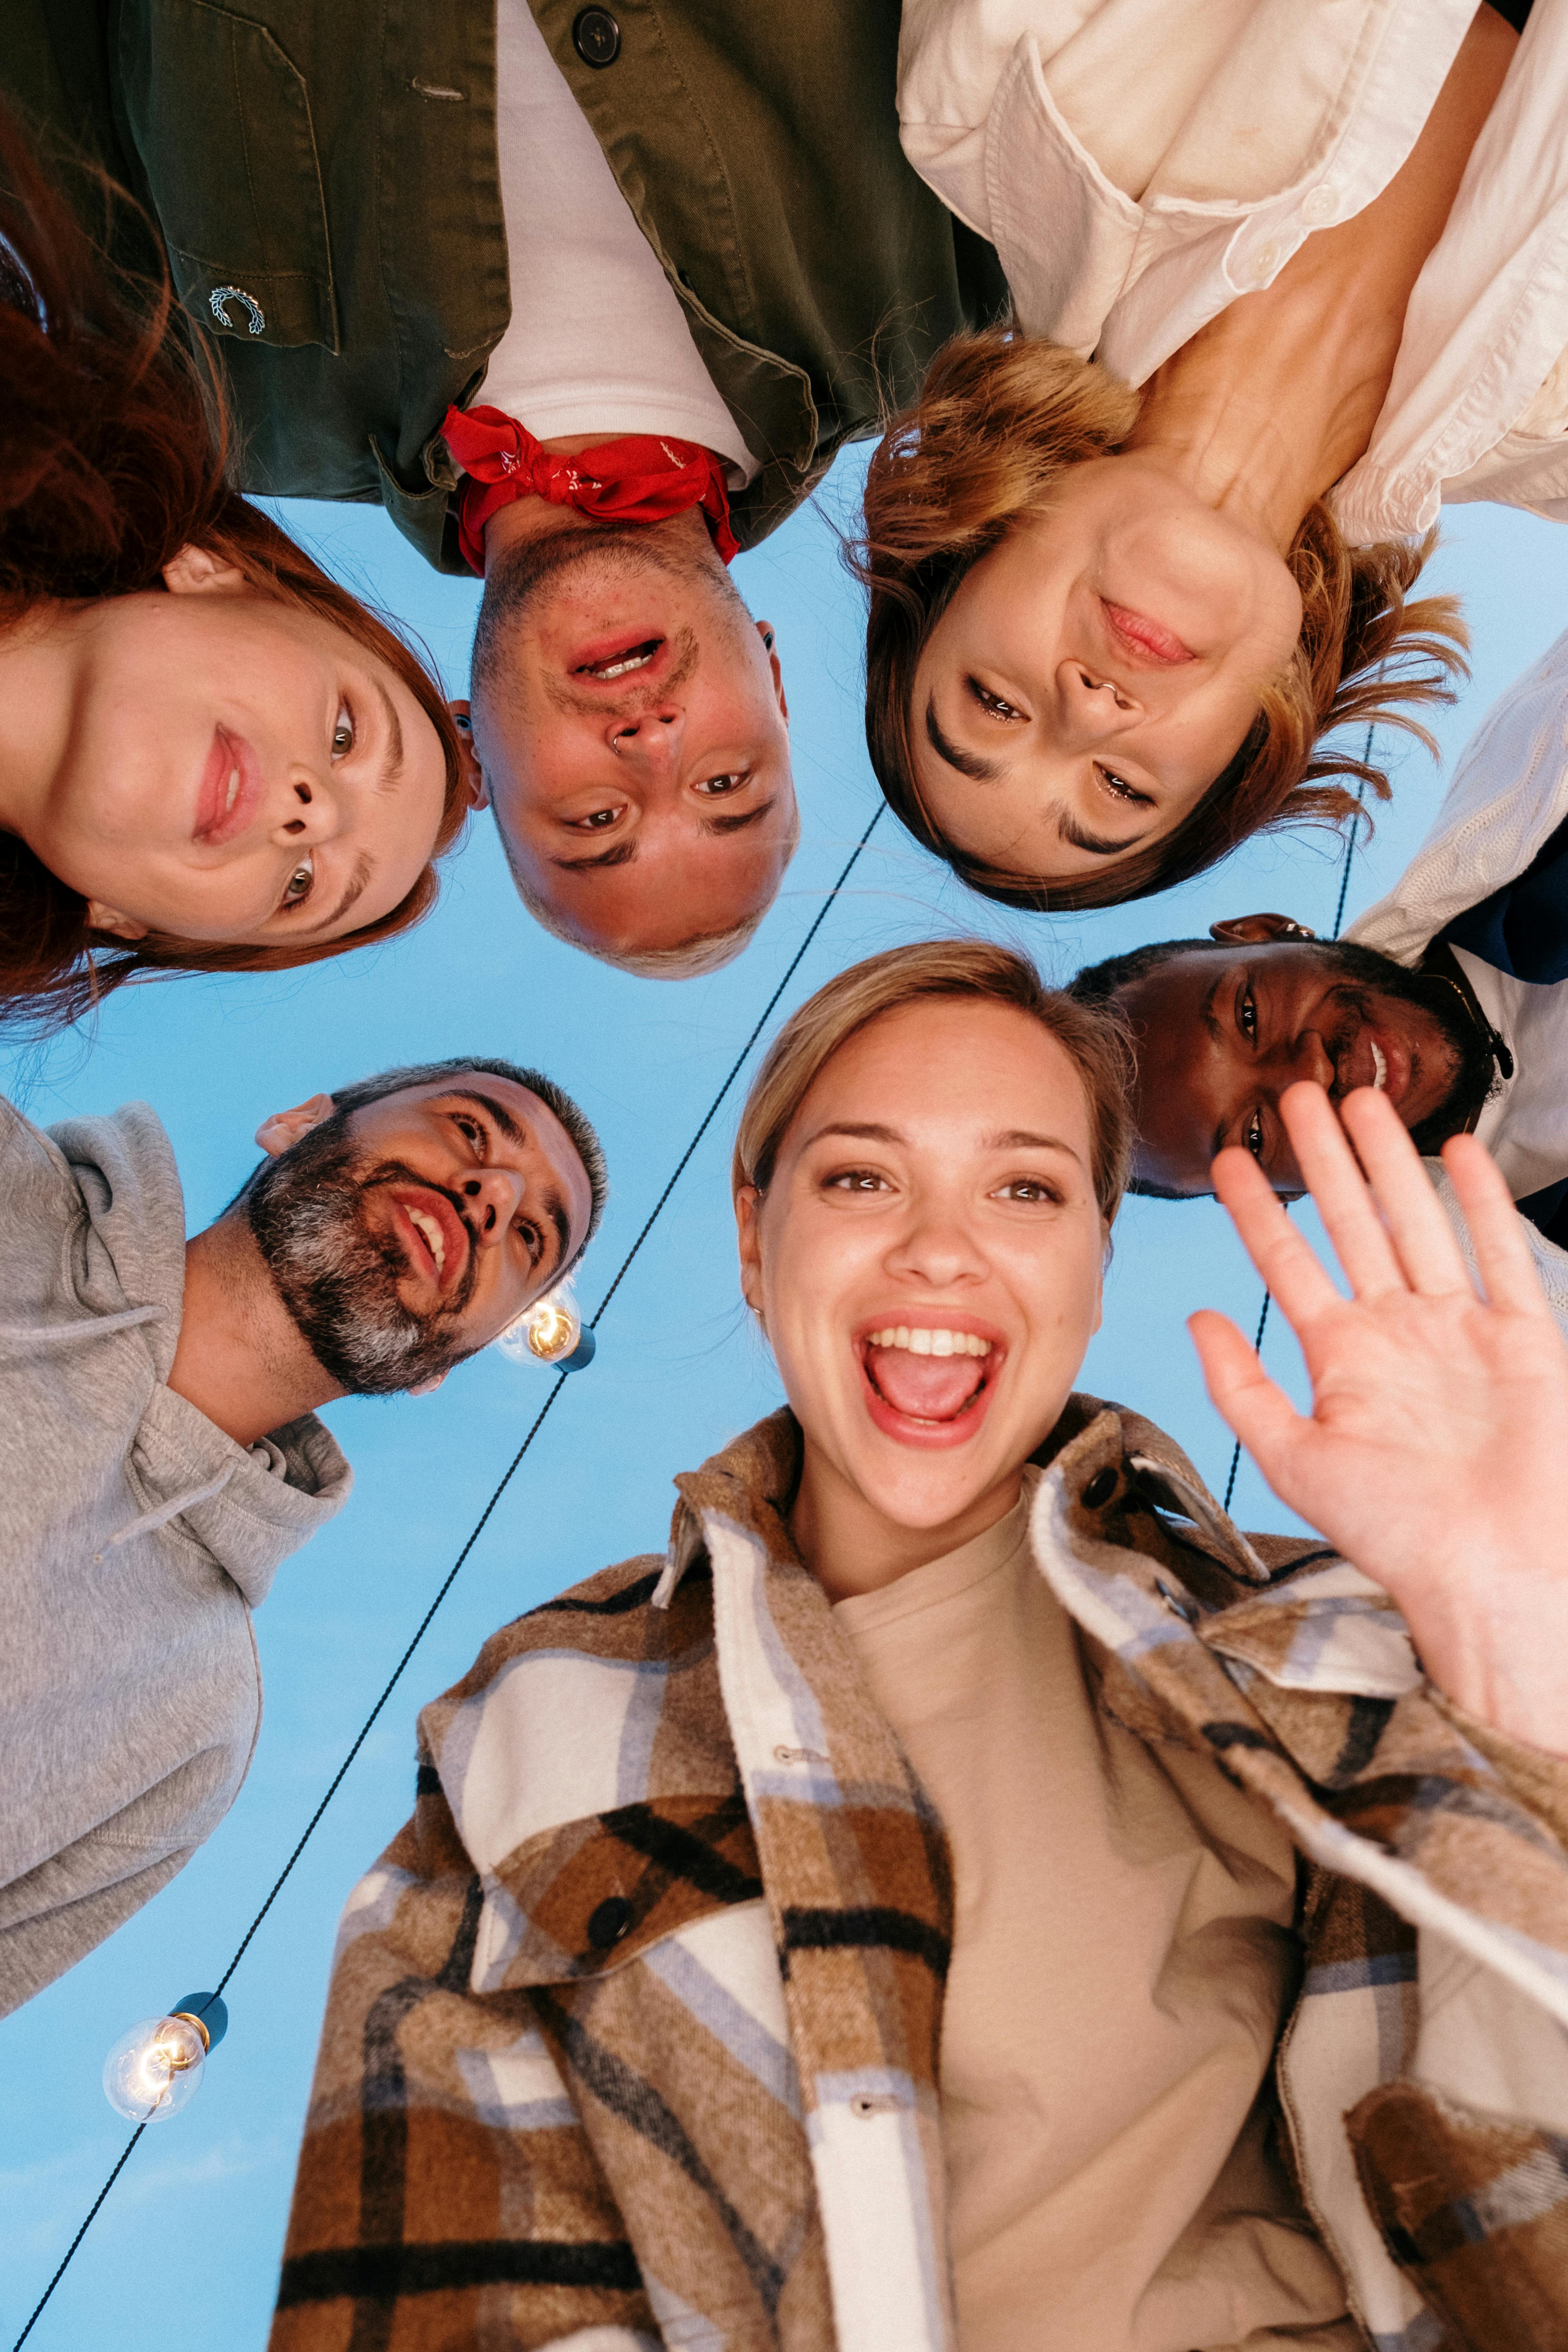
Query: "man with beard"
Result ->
[[4, 0, 1006, 975], [1069, 631, 1568, 1279], [0, 1055, 603, 2014]]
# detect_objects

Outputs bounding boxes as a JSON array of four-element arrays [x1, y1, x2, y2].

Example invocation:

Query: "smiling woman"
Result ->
[[0, 112, 476, 1032]]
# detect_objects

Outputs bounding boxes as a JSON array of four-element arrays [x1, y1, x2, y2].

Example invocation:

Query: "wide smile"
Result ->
[[853, 1315, 1007, 1452], [388, 1187, 470, 1296], [193, 726, 263, 845], [1345, 1023, 1413, 1112], [569, 633, 668, 685]]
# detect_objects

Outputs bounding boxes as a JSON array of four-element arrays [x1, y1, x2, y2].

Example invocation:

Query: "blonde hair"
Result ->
[[851, 332, 1470, 911], [732, 938, 1133, 1221]]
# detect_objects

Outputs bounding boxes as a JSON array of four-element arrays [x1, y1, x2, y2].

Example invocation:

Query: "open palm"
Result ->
[[1191, 1083, 1568, 1756]]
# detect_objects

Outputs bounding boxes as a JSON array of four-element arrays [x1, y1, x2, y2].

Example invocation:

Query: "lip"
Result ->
[[192, 726, 263, 846], [566, 631, 671, 685], [1101, 600, 1197, 668], [388, 1187, 471, 1296], [853, 1311, 1009, 1453], [1350, 1025, 1412, 1112]]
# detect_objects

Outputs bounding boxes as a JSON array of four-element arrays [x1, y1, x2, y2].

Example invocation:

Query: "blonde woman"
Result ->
[[858, 2, 1554, 910], [274, 940, 1568, 2351]]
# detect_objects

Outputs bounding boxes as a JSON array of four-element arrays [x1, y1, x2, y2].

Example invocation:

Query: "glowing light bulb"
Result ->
[[103, 1992, 227, 2122], [496, 1282, 596, 1372]]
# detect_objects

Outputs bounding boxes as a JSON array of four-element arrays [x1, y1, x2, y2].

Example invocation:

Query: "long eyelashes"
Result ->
[[967, 676, 1023, 723]]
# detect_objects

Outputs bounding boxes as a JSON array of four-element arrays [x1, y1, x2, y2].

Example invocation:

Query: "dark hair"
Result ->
[[328, 1055, 608, 1262], [850, 332, 1470, 912], [1067, 936, 1256, 1200], [0, 107, 470, 1035]]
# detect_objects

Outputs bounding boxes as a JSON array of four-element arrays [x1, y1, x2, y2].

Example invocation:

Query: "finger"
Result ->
[[1441, 1130, 1557, 1317], [1211, 1144, 1344, 1331], [1338, 1087, 1473, 1297], [1278, 1084, 1409, 1298], [1188, 1307, 1308, 1477]]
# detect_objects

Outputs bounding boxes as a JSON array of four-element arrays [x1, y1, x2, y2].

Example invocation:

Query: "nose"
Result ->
[[1058, 663, 1141, 746], [884, 1192, 988, 1290], [271, 775, 343, 848], [608, 706, 685, 768], [459, 1165, 528, 1244], [1285, 1028, 1336, 1092]]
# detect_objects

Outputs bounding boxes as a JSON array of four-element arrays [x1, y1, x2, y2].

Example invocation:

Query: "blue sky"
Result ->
[[5, 454, 1568, 2348]]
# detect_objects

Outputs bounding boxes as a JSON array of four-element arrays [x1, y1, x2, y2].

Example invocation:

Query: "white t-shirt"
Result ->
[[479, 0, 756, 481]]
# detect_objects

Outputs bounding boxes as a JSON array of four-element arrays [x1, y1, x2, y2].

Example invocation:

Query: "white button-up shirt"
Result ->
[[897, 0, 1568, 543]]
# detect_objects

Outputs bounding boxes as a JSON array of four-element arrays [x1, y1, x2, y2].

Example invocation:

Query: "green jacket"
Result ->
[[5, 0, 1008, 570]]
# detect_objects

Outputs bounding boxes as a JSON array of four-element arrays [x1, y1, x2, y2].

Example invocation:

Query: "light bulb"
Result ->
[[103, 2013, 208, 2122], [496, 1282, 596, 1372]]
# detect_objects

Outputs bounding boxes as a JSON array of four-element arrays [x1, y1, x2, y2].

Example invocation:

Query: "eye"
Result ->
[[516, 1216, 544, 1266], [823, 1167, 889, 1194], [966, 676, 1024, 723], [1238, 983, 1258, 1041], [567, 804, 628, 832], [331, 701, 355, 759], [994, 1176, 1064, 1205], [1093, 764, 1153, 808], [1245, 1110, 1264, 1159], [693, 770, 750, 797], [451, 1112, 485, 1152], [281, 856, 314, 908]]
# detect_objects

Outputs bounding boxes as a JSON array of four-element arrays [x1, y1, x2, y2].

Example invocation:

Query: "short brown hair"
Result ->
[[0, 108, 470, 1034], [732, 938, 1133, 1223], [850, 332, 1469, 911]]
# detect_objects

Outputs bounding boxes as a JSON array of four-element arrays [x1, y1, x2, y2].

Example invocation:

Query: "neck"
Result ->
[[0, 603, 80, 847], [167, 1209, 343, 1448], [788, 1438, 1024, 1605], [482, 484, 715, 572]]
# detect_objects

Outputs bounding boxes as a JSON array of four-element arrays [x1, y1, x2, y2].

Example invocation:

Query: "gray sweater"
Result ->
[[0, 1097, 351, 2014]]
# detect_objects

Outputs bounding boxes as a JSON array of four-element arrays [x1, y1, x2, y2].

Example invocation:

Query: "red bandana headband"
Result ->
[[440, 404, 740, 576]]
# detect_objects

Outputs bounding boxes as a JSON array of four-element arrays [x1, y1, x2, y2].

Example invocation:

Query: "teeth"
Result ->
[[867, 1327, 991, 1357], [407, 1207, 445, 1274], [1370, 1040, 1387, 1092], [225, 769, 240, 813], [588, 649, 655, 680]]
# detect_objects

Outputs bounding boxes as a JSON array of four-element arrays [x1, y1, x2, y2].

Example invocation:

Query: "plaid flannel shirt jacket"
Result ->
[[271, 1401, 1568, 2352]]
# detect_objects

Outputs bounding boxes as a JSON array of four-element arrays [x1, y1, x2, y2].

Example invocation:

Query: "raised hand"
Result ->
[[1190, 1081, 1568, 1758]]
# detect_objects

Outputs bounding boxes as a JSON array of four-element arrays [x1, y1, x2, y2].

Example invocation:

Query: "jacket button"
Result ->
[[1082, 1467, 1118, 1509], [573, 7, 620, 65], [587, 1895, 633, 1950]]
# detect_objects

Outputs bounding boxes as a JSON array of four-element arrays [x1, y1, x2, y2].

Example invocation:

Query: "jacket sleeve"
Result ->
[[269, 1754, 659, 2351]]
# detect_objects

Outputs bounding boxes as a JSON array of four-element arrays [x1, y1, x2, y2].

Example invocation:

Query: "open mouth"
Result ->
[[1370, 1040, 1387, 1092], [571, 635, 665, 683], [193, 726, 262, 845], [857, 1320, 1003, 1449], [390, 1190, 470, 1295]]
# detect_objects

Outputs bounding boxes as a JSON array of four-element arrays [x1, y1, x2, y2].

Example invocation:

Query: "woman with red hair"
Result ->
[[0, 115, 478, 1033]]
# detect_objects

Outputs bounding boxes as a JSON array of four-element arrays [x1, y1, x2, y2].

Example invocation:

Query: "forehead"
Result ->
[[795, 997, 1093, 1139], [358, 1073, 591, 1204]]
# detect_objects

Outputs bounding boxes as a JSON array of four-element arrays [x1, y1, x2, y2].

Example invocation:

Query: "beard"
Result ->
[[245, 1113, 484, 1395], [1307, 940, 1503, 1149]]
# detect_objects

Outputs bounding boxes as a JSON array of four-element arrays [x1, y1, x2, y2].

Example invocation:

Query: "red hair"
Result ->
[[0, 107, 469, 1033]]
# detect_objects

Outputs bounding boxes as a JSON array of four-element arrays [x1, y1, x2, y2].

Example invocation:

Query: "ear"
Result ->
[[254, 1092, 336, 1156], [1208, 913, 1315, 945], [735, 1184, 765, 1316], [406, 1372, 449, 1397], [449, 701, 489, 808], [755, 621, 789, 724], [85, 903, 150, 942], [162, 544, 248, 596]]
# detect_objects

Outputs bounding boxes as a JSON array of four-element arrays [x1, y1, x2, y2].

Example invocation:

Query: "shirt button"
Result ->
[[573, 7, 621, 65], [1251, 241, 1282, 282], [1300, 184, 1339, 226], [1082, 1466, 1118, 1510], [587, 1895, 633, 1950]]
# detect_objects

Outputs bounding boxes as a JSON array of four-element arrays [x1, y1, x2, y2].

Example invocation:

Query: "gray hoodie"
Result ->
[[0, 1097, 351, 2014]]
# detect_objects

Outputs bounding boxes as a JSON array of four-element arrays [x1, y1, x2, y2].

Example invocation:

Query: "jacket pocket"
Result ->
[[117, 0, 338, 352]]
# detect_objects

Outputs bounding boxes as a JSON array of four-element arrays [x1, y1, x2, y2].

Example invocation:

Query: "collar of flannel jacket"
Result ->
[[301, 1399, 1568, 2352]]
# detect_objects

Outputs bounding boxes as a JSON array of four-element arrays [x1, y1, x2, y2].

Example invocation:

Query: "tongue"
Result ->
[[868, 1344, 985, 1423]]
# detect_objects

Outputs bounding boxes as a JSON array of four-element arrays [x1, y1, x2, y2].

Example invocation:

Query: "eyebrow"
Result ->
[[701, 796, 776, 838], [295, 848, 373, 937], [924, 695, 1001, 782], [441, 1089, 574, 1265], [551, 840, 639, 873], [373, 679, 405, 793], [1055, 811, 1151, 857], [983, 1127, 1086, 1164]]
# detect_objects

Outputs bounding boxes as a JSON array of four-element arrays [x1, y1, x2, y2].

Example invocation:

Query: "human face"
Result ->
[[909, 455, 1303, 887], [22, 554, 453, 945], [472, 526, 796, 956], [736, 999, 1106, 1546], [248, 1074, 595, 1393], [1122, 937, 1498, 1196]]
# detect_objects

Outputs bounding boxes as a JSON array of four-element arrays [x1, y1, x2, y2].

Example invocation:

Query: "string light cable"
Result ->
[[11, 805, 885, 2350]]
